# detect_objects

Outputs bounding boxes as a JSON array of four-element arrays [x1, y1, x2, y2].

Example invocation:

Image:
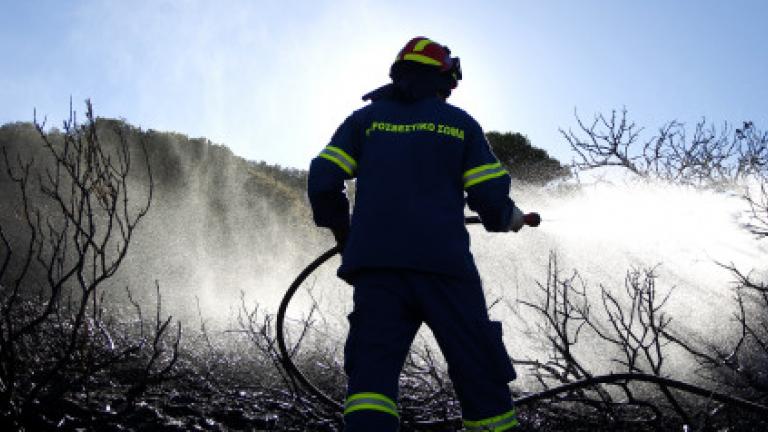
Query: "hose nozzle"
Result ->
[[464, 212, 542, 229], [523, 212, 541, 227]]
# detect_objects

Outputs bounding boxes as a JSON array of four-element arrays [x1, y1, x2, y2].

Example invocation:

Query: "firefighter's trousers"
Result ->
[[343, 269, 518, 432]]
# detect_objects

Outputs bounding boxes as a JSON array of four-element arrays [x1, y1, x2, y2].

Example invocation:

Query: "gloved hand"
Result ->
[[331, 226, 349, 248], [509, 206, 525, 232]]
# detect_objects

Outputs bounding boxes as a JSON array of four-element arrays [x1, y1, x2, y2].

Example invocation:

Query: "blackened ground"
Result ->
[[7, 335, 768, 432], [13, 367, 768, 432]]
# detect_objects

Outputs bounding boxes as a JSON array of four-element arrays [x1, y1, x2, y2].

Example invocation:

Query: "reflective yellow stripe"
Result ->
[[344, 392, 399, 418], [318, 145, 357, 176], [463, 162, 508, 188], [319, 153, 353, 176], [402, 53, 442, 66], [413, 38, 433, 52], [464, 409, 519, 431], [345, 403, 398, 417], [465, 170, 507, 188], [464, 162, 502, 178], [325, 146, 357, 169]]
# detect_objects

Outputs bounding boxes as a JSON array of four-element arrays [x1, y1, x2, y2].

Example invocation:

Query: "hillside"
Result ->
[[0, 119, 330, 319]]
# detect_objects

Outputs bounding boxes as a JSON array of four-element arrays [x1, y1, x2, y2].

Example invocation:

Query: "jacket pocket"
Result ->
[[484, 320, 517, 383], [343, 311, 359, 375]]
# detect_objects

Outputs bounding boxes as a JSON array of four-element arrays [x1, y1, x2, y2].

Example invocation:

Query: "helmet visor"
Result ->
[[449, 57, 462, 81]]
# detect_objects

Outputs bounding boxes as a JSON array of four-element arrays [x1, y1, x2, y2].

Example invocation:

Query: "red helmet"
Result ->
[[393, 37, 462, 87]]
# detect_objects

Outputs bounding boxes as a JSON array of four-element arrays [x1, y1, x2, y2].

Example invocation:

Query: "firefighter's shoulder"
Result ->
[[441, 101, 479, 124], [440, 101, 484, 139]]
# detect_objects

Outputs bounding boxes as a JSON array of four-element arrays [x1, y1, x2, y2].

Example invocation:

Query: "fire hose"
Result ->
[[276, 213, 768, 428]]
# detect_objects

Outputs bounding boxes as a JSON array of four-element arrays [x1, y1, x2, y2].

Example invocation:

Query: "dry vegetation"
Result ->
[[0, 102, 181, 430], [0, 104, 766, 431]]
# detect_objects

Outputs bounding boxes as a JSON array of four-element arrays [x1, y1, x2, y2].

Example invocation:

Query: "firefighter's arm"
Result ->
[[462, 123, 523, 233], [307, 114, 361, 240]]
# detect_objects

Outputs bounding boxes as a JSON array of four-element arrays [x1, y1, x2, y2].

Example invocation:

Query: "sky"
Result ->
[[1, 0, 766, 169]]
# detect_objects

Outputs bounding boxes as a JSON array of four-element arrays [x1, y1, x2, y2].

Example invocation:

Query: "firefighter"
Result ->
[[308, 37, 525, 432]]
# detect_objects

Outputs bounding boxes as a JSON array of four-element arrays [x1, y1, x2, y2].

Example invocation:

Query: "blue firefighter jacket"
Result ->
[[308, 95, 516, 281]]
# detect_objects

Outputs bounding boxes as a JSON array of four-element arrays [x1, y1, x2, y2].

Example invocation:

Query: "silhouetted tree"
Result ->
[[561, 108, 767, 188], [557, 108, 768, 427], [486, 131, 570, 184], [0, 101, 181, 430]]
